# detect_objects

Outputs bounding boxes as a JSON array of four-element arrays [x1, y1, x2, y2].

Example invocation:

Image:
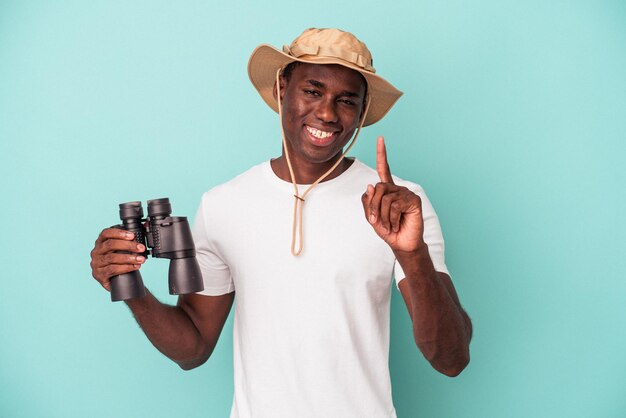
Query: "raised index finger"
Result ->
[[376, 136, 394, 184]]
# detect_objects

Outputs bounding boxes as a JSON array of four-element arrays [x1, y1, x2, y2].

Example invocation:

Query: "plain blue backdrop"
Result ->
[[1, 1, 625, 417]]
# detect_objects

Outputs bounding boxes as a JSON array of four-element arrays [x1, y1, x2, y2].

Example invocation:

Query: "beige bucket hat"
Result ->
[[248, 28, 403, 126]]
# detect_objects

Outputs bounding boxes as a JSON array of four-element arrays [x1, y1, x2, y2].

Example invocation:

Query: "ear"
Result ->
[[359, 94, 370, 122], [272, 76, 287, 102]]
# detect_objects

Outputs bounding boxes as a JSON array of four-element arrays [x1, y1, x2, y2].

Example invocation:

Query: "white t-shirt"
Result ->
[[192, 159, 448, 418]]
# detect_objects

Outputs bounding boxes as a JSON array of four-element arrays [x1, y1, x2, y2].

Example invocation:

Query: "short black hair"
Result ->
[[281, 61, 301, 83]]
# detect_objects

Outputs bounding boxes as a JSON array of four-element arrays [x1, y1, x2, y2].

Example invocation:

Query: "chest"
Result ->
[[213, 187, 396, 301]]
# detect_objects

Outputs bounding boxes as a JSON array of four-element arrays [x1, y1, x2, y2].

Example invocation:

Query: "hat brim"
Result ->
[[247, 44, 403, 127]]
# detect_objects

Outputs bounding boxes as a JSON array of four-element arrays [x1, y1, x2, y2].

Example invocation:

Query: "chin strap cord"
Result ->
[[275, 68, 371, 256]]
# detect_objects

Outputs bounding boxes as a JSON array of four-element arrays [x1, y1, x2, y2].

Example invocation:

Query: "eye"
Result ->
[[303, 89, 321, 97], [339, 98, 356, 106]]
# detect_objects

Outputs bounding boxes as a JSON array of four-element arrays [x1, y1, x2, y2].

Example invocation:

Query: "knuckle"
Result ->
[[93, 267, 104, 281], [103, 266, 115, 278], [91, 256, 102, 268], [97, 229, 108, 241]]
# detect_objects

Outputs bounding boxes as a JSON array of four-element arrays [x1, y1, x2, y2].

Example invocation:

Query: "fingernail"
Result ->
[[369, 214, 376, 224], [137, 244, 145, 251], [126, 232, 134, 239], [136, 256, 145, 262]]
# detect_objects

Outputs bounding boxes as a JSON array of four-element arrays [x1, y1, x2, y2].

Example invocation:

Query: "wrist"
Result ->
[[393, 240, 428, 261], [394, 241, 434, 278]]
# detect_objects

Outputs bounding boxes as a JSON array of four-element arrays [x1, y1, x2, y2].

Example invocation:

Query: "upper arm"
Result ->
[[177, 291, 235, 354]]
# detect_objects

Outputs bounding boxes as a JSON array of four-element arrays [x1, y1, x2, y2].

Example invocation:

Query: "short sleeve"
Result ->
[[393, 183, 449, 286], [192, 192, 235, 295]]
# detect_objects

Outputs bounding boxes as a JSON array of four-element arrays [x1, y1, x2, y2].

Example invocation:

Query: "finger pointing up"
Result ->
[[376, 136, 394, 184]]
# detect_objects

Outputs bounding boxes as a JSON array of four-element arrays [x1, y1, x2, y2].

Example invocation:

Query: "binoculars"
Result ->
[[109, 198, 204, 302]]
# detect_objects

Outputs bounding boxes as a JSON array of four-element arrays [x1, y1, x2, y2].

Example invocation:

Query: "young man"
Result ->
[[90, 28, 472, 418]]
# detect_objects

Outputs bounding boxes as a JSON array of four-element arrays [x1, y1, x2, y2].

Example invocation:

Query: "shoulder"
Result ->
[[200, 161, 270, 201]]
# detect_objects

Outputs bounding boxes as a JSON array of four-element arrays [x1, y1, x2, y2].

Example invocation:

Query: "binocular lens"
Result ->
[[168, 258, 204, 295], [110, 270, 147, 301], [147, 198, 171, 217], [119, 201, 144, 220]]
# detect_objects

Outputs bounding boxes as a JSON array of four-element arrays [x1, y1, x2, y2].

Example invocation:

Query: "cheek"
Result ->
[[283, 111, 300, 133], [339, 104, 363, 123], [281, 97, 304, 123], [340, 113, 361, 133]]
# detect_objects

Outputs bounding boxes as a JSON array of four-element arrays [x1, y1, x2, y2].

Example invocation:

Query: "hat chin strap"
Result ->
[[275, 68, 371, 256]]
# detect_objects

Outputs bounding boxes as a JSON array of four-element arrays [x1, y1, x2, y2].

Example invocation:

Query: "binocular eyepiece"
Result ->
[[110, 198, 204, 302]]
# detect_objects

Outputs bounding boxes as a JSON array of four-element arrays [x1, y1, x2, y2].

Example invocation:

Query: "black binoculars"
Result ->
[[109, 198, 204, 302]]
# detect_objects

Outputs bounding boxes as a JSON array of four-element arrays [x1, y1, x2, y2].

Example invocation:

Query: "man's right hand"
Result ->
[[89, 227, 235, 370], [90, 228, 147, 292]]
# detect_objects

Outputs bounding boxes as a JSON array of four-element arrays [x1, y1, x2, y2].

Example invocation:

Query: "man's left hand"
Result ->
[[361, 137, 425, 253]]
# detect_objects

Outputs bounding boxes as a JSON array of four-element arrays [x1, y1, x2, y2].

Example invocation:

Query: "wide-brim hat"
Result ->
[[248, 28, 403, 127]]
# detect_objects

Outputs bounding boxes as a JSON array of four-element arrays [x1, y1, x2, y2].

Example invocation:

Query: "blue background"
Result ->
[[1, 1, 625, 417]]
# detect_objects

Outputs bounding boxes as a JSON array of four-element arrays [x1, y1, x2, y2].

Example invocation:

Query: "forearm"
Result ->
[[396, 245, 471, 376], [125, 289, 209, 370]]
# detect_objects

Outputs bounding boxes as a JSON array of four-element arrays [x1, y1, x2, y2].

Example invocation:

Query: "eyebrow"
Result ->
[[306, 79, 361, 98]]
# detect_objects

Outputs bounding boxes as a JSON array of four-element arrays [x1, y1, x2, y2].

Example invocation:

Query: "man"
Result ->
[[90, 28, 472, 418]]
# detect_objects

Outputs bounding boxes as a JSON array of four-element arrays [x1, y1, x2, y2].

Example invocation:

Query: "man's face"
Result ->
[[277, 63, 367, 167]]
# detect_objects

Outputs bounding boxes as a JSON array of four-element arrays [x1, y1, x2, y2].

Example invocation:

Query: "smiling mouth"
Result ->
[[305, 125, 337, 145]]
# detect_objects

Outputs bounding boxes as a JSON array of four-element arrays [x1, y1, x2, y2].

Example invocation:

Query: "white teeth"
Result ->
[[306, 126, 334, 139]]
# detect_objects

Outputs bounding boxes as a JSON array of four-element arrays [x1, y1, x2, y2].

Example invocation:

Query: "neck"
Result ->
[[270, 154, 353, 185]]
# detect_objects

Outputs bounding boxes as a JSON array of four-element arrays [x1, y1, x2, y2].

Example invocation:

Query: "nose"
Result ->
[[315, 98, 338, 123]]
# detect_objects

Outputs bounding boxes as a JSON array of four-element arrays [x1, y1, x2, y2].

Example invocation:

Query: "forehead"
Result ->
[[289, 63, 367, 94]]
